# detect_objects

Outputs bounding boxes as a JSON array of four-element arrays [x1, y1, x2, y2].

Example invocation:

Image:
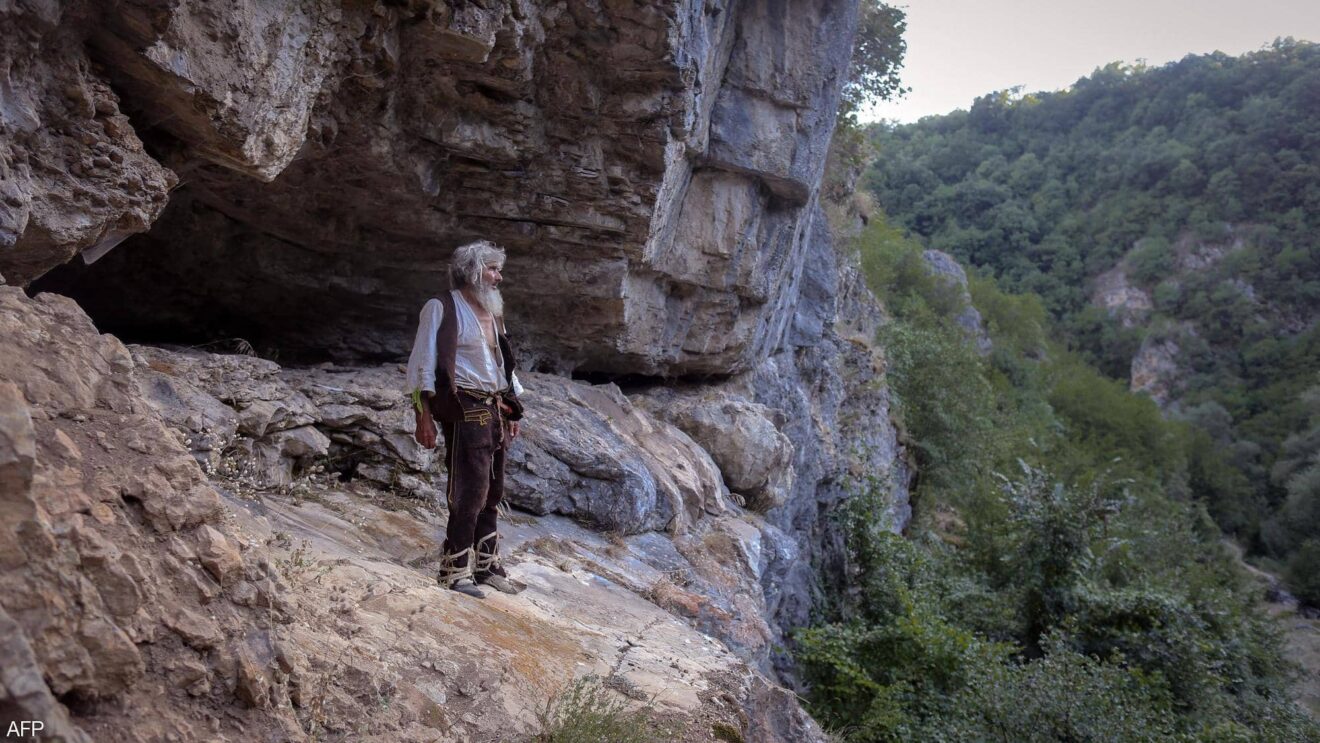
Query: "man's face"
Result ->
[[481, 262, 503, 288]]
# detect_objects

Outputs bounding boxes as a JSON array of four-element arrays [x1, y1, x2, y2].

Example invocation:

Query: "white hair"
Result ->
[[449, 240, 506, 290]]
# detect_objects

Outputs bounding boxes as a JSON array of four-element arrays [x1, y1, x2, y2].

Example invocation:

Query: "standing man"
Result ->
[[406, 240, 525, 597]]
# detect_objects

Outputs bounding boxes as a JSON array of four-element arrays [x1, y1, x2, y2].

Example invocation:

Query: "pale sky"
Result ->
[[863, 0, 1320, 123]]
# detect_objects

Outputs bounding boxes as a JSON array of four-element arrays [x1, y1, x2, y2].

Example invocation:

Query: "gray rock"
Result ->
[[921, 249, 992, 355], [0, 382, 36, 517], [1130, 324, 1195, 408], [747, 233, 912, 679], [0, 4, 176, 285], [506, 374, 729, 534], [633, 387, 794, 512], [0, 607, 92, 743], [22, 0, 857, 382], [1091, 262, 1154, 329]]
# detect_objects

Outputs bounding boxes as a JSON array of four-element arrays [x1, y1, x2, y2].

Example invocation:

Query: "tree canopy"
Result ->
[[861, 39, 1320, 599]]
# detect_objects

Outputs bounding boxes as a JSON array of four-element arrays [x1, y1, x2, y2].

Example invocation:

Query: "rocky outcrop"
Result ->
[[13, 0, 858, 378], [129, 346, 734, 536], [634, 387, 795, 513], [1091, 262, 1153, 329], [0, 2, 177, 286], [1130, 323, 1196, 408], [921, 248, 991, 355], [753, 223, 909, 663], [119, 331, 904, 679], [1, 286, 832, 742], [0, 195, 908, 738]]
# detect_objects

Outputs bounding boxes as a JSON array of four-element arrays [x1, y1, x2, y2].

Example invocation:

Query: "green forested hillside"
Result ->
[[798, 217, 1319, 741], [861, 40, 1320, 602]]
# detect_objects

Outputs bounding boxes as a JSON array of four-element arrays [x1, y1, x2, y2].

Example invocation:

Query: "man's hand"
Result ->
[[499, 400, 521, 440], [414, 407, 438, 449]]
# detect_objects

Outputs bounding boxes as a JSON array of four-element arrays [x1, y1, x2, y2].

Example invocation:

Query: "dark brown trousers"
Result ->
[[436, 390, 507, 572]]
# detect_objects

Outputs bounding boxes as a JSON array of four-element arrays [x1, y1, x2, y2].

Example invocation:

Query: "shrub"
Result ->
[[925, 637, 1176, 743], [532, 675, 671, 743], [1285, 540, 1320, 607]]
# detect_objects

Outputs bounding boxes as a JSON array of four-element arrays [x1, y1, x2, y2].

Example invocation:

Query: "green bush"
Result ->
[[1128, 237, 1174, 286], [925, 636, 1176, 743], [532, 675, 671, 743], [1285, 540, 1320, 607]]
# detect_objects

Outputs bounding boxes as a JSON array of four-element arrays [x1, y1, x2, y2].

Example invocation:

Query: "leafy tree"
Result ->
[[839, 1, 908, 125]]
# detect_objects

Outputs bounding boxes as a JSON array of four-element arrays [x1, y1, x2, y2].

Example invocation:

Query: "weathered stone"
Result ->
[[0, 607, 91, 743], [921, 249, 992, 355], [0, 3, 177, 285], [0, 381, 37, 520], [232, 644, 272, 709], [267, 425, 330, 460], [746, 227, 912, 678], [26, 0, 856, 383], [76, 616, 144, 697], [195, 524, 244, 587], [125, 474, 223, 533], [0, 289, 110, 414], [71, 525, 144, 618], [91, 0, 341, 182], [506, 374, 730, 534], [634, 388, 794, 512], [1130, 325, 1194, 408], [172, 656, 210, 690], [133, 361, 241, 463], [164, 608, 223, 651], [1092, 261, 1154, 329]]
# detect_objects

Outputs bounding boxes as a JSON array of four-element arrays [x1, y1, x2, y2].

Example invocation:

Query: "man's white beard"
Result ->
[[473, 283, 504, 317]]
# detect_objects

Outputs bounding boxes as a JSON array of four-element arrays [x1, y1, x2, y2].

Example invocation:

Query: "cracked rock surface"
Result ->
[[0, 286, 828, 742], [13, 0, 858, 377]]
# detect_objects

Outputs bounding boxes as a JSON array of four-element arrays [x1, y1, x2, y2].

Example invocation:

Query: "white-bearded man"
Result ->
[[406, 240, 525, 598]]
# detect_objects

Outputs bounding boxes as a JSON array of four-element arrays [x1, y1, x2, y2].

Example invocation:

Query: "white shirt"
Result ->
[[406, 290, 524, 395]]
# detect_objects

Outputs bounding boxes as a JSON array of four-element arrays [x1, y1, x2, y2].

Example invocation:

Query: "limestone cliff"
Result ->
[[9, 0, 855, 377], [1, 1, 910, 740]]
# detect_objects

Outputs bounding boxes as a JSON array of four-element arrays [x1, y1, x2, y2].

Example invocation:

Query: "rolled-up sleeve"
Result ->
[[405, 298, 443, 394]]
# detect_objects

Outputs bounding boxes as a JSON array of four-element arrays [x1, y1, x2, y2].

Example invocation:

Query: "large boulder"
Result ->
[[507, 373, 731, 534], [921, 249, 992, 355], [633, 387, 794, 512]]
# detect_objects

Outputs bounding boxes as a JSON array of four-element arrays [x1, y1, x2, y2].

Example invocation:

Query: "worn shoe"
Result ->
[[475, 572, 525, 594], [447, 579, 486, 599]]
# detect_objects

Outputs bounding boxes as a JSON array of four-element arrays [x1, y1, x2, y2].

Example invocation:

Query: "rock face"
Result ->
[[921, 249, 992, 355], [634, 386, 795, 513], [1130, 323, 1195, 408], [1, 287, 834, 742], [1091, 262, 1154, 329], [752, 221, 910, 669], [0, 206, 909, 740], [16, 0, 858, 377], [0, 2, 177, 285]]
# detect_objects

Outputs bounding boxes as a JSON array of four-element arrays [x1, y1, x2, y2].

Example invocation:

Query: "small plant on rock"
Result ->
[[531, 674, 672, 743]]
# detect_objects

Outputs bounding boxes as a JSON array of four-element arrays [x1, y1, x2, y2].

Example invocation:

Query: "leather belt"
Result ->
[[458, 387, 505, 406]]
